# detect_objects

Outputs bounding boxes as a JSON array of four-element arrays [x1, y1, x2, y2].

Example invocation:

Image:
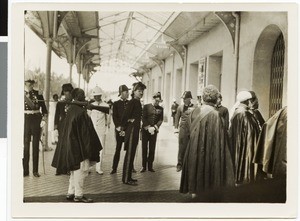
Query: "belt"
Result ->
[[24, 110, 40, 114]]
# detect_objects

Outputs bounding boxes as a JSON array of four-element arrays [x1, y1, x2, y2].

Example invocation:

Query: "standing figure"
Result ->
[[53, 83, 73, 175], [253, 106, 287, 180], [249, 91, 265, 130], [171, 99, 179, 127], [229, 91, 260, 186], [180, 85, 234, 198], [140, 92, 164, 172], [216, 93, 229, 131], [89, 86, 109, 175], [121, 82, 146, 185], [174, 91, 195, 172], [49, 94, 58, 146], [23, 76, 48, 177], [52, 88, 102, 203], [110, 85, 130, 174]]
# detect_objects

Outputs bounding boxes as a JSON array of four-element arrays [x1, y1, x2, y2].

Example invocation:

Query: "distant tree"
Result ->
[[25, 68, 71, 99]]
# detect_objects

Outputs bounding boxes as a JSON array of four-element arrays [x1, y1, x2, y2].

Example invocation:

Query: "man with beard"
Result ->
[[229, 91, 260, 186], [52, 88, 102, 202]]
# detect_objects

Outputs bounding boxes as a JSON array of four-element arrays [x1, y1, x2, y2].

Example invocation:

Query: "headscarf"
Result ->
[[229, 91, 252, 120]]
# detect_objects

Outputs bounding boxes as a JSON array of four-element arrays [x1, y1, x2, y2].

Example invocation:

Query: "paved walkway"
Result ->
[[24, 123, 187, 202], [23, 123, 286, 203]]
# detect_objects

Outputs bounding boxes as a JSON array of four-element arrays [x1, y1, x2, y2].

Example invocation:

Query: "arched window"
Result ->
[[269, 33, 285, 117]]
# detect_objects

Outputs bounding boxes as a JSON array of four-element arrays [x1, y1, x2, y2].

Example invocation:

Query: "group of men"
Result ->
[[23, 77, 164, 202], [23, 75, 286, 202], [174, 85, 287, 199]]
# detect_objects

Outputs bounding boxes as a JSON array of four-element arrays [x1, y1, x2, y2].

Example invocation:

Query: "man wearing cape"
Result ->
[[180, 85, 234, 197], [52, 88, 102, 202]]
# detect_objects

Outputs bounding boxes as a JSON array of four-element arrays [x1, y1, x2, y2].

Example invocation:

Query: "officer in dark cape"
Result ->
[[52, 88, 102, 202], [180, 85, 234, 198]]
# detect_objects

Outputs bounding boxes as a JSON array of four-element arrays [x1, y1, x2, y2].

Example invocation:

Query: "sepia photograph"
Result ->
[[9, 2, 298, 219]]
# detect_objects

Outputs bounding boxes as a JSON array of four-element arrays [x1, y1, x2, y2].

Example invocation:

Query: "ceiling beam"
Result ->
[[132, 12, 180, 67], [116, 12, 134, 59]]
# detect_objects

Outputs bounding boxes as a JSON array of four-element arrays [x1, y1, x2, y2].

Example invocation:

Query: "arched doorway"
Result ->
[[269, 33, 285, 116], [252, 25, 286, 119]]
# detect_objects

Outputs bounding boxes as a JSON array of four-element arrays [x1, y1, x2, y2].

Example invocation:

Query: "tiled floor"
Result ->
[[24, 123, 183, 201]]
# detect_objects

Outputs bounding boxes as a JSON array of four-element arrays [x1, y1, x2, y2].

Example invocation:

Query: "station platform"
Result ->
[[23, 123, 192, 202]]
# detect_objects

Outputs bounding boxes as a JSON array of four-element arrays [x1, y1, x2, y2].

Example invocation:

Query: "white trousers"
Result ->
[[67, 160, 90, 197], [95, 129, 106, 173]]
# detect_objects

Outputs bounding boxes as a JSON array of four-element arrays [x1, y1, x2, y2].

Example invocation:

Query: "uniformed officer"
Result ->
[[53, 83, 73, 175], [140, 92, 164, 172], [174, 91, 195, 172], [23, 76, 48, 177], [110, 85, 130, 174], [121, 82, 146, 185], [171, 98, 179, 127]]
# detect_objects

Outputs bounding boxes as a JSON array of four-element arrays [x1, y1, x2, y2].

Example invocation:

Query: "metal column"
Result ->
[[44, 38, 53, 150], [69, 63, 73, 83]]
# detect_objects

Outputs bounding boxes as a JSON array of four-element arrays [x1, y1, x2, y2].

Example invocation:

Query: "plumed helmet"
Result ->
[[92, 86, 102, 96], [24, 71, 36, 84]]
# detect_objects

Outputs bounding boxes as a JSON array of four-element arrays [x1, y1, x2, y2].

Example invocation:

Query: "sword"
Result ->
[[39, 125, 46, 175]]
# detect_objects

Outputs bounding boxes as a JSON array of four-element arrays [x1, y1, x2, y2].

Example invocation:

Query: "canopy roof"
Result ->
[[25, 11, 222, 81]]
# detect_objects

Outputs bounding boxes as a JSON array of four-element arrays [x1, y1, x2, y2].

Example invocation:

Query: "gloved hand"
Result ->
[[40, 120, 46, 128], [148, 127, 155, 135], [119, 130, 125, 137], [53, 129, 59, 143], [174, 128, 179, 133]]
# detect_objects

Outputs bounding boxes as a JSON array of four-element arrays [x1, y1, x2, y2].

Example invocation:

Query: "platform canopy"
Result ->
[[25, 11, 223, 81]]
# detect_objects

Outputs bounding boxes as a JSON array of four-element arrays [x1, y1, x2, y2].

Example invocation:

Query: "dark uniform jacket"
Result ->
[[54, 102, 68, 130], [142, 103, 164, 131], [112, 99, 128, 128], [24, 89, 48, 115], [175, 103, 195, 129], [121, 98, 142, 151], [171, 102, 179, 117]]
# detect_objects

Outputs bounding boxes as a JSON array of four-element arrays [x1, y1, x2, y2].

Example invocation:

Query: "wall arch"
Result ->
[[252, 24, 286, 119]]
